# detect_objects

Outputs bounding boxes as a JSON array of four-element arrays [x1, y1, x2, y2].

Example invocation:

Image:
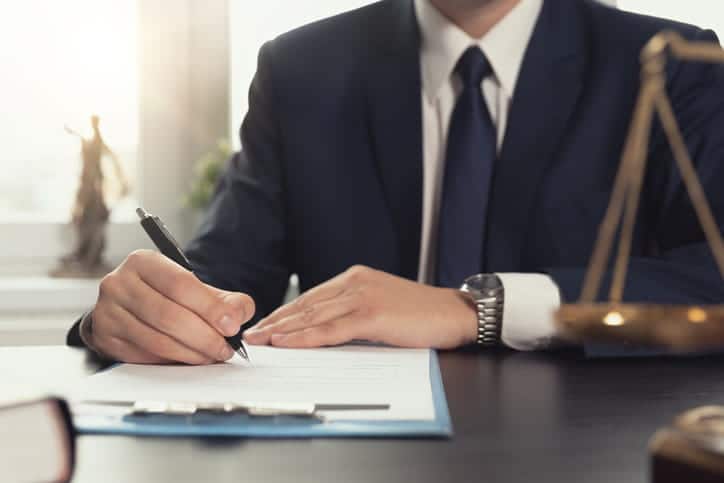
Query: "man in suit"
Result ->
[[68, 0, 724, 364]]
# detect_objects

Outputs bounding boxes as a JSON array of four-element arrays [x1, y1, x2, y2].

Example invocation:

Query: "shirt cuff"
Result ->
[[496, 273, 561, 351]]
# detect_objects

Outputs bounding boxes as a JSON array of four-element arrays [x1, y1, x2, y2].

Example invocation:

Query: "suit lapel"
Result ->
[[365, 0, 423, 281], [485, 0, 588, 272]]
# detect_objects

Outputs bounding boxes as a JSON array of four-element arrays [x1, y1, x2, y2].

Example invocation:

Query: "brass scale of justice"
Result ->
[[554, 31, 724, 351]]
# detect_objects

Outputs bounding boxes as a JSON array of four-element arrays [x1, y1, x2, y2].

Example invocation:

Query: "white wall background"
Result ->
[[618, 1, 724, 38]]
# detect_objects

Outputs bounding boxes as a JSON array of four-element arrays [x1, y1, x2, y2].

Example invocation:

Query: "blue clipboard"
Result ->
[[72, 351, 452, 438]]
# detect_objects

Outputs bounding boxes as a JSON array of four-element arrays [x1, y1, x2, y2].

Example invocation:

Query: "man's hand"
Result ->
[[87, 249, 255, 364], [244, 265, 477, 349]]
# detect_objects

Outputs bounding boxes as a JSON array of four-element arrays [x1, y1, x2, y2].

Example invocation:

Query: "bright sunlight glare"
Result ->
[[0, 1, 138, 221]]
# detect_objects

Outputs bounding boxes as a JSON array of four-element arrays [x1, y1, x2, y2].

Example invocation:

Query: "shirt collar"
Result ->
[[415, 0, 543, 103]]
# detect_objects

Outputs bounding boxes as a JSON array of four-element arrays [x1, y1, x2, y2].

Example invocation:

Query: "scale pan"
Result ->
[[555, 303, 724, 351]]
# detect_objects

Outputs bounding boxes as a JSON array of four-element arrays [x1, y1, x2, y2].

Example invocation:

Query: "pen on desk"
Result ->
[[135, 207, 250, 362]]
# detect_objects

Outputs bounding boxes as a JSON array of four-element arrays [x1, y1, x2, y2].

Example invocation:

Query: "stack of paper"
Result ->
[[72, 345, 437, 422]]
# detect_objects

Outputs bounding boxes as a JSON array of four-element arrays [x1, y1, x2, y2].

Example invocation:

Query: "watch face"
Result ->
[[463, 274, 500, 293]]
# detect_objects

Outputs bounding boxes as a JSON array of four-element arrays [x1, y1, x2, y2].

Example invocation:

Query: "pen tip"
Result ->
[[236, 345, 250, 361], [136, 207, 148, 220]]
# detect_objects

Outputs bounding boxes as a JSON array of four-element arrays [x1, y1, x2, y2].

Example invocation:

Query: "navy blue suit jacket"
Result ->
[[184, 0, 724, 327]]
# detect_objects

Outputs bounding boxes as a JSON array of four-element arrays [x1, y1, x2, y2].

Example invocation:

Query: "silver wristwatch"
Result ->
[[460, 274, 504, 346]]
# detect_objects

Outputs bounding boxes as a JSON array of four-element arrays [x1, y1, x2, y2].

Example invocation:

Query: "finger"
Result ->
[[254, 273, 350, 330], [269, 316, 364, 349], [126, 250, 254, 336], [245, 292, 359, 345], [212, 289, 256, 333], [99, 301, 221, 365], [112, 274, 234, 362], [91, 333, 171, 365]]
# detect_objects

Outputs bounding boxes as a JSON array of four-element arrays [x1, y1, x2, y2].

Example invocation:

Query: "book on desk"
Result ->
[[0, 397, 75, 483]]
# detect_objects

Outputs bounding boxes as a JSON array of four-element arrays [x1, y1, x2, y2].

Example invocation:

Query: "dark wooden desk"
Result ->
[[3, 346, 724, 483]]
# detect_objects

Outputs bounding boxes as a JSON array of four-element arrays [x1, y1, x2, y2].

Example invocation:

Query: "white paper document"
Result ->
[[71, 345, 435, 421]]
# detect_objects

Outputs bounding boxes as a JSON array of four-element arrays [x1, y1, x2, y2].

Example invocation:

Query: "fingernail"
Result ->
[[220, 344, 235, 361], [219, 315, 238, 336]]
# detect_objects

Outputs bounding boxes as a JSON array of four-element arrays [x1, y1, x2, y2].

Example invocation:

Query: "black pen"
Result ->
[[136, 207, 250, 362]]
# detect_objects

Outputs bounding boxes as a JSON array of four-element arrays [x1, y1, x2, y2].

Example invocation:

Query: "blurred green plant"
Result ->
[[186, 139, 231, 210]]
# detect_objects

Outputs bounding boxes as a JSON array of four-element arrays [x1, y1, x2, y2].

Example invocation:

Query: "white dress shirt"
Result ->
[[414, 0, 560, 350]]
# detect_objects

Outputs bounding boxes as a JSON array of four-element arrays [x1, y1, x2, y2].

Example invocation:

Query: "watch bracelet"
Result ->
[[475, 292, 504, 346]]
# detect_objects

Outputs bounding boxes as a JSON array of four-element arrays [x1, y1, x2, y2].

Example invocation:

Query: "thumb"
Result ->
[[204, 283, 256, 336]]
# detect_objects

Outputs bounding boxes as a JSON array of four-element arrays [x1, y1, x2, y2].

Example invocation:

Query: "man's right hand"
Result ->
[[84, 249, 255, 365]]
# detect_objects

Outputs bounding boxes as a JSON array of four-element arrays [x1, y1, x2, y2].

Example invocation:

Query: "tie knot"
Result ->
[[455, 47, 492, 87]]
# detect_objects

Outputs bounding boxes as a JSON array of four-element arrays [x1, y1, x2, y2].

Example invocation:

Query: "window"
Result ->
[[2, 0, 375, 341], [0, 1, 139, 222], [1, 1, 231, 277], [617, 1, 724, 39], [1, 1, 234, 344], [229, 0, 375, 147]]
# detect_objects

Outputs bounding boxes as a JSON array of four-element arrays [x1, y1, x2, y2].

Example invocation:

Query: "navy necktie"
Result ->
[[436, 47, 497, 287]]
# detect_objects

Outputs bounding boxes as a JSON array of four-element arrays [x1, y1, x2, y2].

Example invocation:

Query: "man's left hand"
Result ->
[[244, 265, 477, 349]]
